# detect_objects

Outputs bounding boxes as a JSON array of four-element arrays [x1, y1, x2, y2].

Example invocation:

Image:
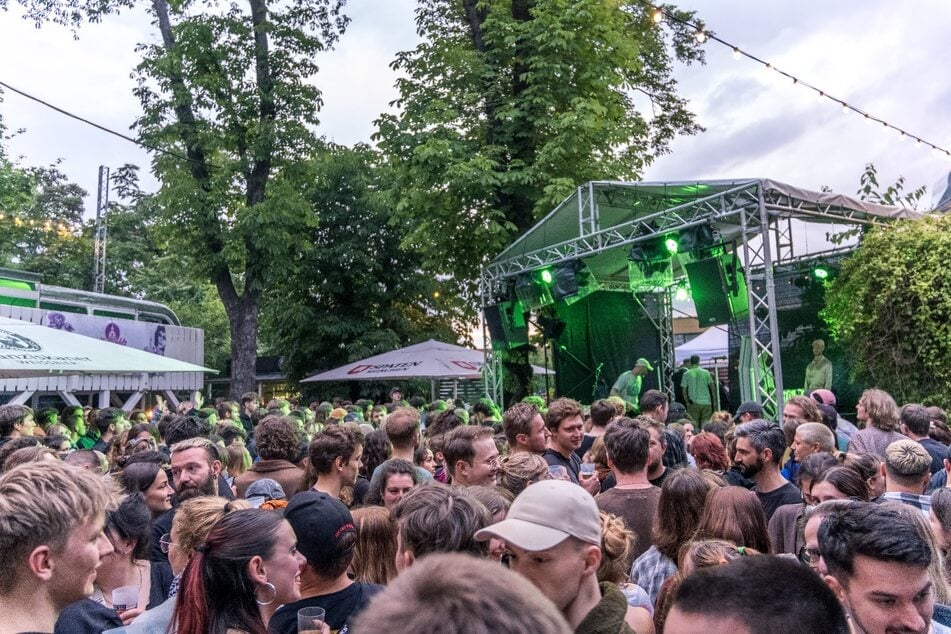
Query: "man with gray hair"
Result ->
[[792, 422, 837, 463], [881, 438, 933, 513], [734, 419, 801, 521]]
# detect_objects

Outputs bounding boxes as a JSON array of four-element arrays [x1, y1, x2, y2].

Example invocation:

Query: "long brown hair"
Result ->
[[653, 469, 719, 560], [694, 486, 771, 553], [350, 506, 398, 584]]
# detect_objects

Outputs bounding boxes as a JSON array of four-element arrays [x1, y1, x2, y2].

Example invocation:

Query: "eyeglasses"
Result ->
[[798, 546, 821, 566], [159, 533, 177, 554]]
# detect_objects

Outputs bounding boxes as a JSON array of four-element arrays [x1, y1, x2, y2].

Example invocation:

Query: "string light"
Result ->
[[643, 1, 949, 160]]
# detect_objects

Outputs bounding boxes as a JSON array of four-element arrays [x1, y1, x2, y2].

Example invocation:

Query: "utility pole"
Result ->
[[92, 165, 109, 294]]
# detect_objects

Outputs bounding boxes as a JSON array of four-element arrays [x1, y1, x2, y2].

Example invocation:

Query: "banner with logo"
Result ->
[[41, 312, 168, 356]]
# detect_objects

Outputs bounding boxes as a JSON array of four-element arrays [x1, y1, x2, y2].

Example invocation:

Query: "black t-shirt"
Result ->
[[543, 448, 581, 484], [649, 467, 670, 488], [574, 434, 597, 461], [150, 507, 175, 563], [267, 582, 383, 634], [54, 599, 122, 634], [352, 474, 370, 506], [756, 481, 802, 522]]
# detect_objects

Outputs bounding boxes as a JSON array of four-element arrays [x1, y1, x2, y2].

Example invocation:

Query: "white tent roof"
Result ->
[[675, 327, 728, 364], [302, 339, 552, 382], [0, 316, 214, 378]]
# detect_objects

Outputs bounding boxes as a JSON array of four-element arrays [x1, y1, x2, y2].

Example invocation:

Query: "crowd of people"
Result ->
[[1, 382, 951, 633]]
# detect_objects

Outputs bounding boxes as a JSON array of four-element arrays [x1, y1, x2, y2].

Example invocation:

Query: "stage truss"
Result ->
[[481, 179, 919, 413]]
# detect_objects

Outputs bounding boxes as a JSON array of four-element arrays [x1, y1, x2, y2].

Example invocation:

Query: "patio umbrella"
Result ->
[[0, 315, 215, 378], [301, 339, 552, 382]]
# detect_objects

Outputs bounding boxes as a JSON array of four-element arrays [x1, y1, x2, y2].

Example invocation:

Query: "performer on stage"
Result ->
[[804, 339, 833, 392], [610, 358, 653, 409]]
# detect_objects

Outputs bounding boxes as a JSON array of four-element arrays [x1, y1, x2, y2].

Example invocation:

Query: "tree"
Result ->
[[375, 1, 704, 404], [260, 143, 462, 388], [822, 214, 951, 408], [375, 0, 704, 300], [8, 0, 349, 397]]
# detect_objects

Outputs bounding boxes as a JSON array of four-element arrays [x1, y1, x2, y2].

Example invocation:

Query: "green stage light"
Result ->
[[675, 285, 690, 301], [812, 266, 829, 280], [664, 236, 679, 255], [539, 269, 553, 284]]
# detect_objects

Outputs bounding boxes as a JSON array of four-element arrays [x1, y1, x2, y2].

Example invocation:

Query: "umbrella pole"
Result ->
[[430, 379, 435, 402]]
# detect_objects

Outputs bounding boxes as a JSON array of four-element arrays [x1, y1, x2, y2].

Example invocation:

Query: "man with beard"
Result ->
[[733, 420, 801, 521], [820, 503, 949, 634], [642, 418, 671, 488], [503, 402, 549, 455], [150, 437, 230, 563]]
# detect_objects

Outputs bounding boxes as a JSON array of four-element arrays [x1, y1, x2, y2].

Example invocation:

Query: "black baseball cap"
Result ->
[[283, 491, 356, 571], [734, 401, 763, 422]]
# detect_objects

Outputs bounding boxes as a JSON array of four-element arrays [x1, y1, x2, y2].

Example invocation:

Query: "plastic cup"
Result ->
[[579, 463, 596, 479], [112, 584, 139, 612], [548, 465, 568, 480], [298, 606, 326, 634]]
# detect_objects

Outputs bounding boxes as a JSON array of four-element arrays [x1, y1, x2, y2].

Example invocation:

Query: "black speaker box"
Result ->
[[484, 300, 529, 348]]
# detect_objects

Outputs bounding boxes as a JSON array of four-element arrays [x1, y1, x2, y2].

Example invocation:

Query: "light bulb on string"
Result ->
[[732, 47, 741, 60], [695, 30, 707, 43], [842, 103, 849, 114], [652, 8, 664, 23]]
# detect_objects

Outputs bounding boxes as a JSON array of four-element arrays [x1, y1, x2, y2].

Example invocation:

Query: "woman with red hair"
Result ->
[[689, 432, 729, 471], [172, 508, 305, 634]]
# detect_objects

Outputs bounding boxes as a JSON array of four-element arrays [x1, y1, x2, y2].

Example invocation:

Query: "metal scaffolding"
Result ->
[[481, 179, 918, 409]]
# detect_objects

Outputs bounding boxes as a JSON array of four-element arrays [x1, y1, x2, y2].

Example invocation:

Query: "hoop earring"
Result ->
[[255, 581, 276, 606]]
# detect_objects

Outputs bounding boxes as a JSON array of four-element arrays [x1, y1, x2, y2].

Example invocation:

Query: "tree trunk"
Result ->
[[221, 290, 260, 399]]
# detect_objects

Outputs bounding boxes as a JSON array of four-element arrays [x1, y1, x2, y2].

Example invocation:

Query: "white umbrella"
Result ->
[[301, 339, 552, 382], [0, 315, 215, 378]]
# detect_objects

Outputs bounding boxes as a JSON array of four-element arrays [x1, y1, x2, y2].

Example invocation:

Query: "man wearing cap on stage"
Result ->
[[611, 358, 653, 411]]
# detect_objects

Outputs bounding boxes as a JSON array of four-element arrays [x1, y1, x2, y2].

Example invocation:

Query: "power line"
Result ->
[[641, 2, 951, 159], [0, 78, 218, 169]]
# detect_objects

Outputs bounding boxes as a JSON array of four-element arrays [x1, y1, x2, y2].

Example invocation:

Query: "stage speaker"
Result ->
[[685, 254, 748, 326], [484, 300, 529, 348]]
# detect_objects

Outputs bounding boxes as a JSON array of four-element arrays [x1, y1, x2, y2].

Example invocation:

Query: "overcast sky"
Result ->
[[1, 0, 950, 215]]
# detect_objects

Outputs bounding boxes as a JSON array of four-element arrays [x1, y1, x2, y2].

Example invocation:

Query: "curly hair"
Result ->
[[255, 415, 300, 462], [858, 388, 900, 431], [496, 452, 549, 499], [361, 430, 392, 479]]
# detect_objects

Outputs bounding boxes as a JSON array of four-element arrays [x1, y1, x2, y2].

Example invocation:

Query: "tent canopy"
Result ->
[[675, 327, 728, 364], [0, 316, 214, 378], [486, 178, 919, 287], [302, 340, 552, 382]]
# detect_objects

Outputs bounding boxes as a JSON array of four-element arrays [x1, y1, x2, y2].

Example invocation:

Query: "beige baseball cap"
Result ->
[[474, 480, 601, 551], [635, 358, 653, 371]]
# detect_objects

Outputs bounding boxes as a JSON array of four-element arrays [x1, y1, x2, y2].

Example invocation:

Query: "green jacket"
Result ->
[[575, 582, 635, 634]]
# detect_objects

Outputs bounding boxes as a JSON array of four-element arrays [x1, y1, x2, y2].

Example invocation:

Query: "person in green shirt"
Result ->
[[610, 358, 653, 409], [681, 354, 715, 425]]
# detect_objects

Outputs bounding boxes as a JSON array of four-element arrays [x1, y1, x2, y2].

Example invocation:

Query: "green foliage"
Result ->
[[259, 144, 463, 383], [822, 214, 951, 408], [375, 0, 704, 302], [9, 0, 350, 395], [0, 163, 91, 288]]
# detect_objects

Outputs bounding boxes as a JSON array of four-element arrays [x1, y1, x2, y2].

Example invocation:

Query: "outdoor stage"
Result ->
[[480, 179, 918, 413]]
